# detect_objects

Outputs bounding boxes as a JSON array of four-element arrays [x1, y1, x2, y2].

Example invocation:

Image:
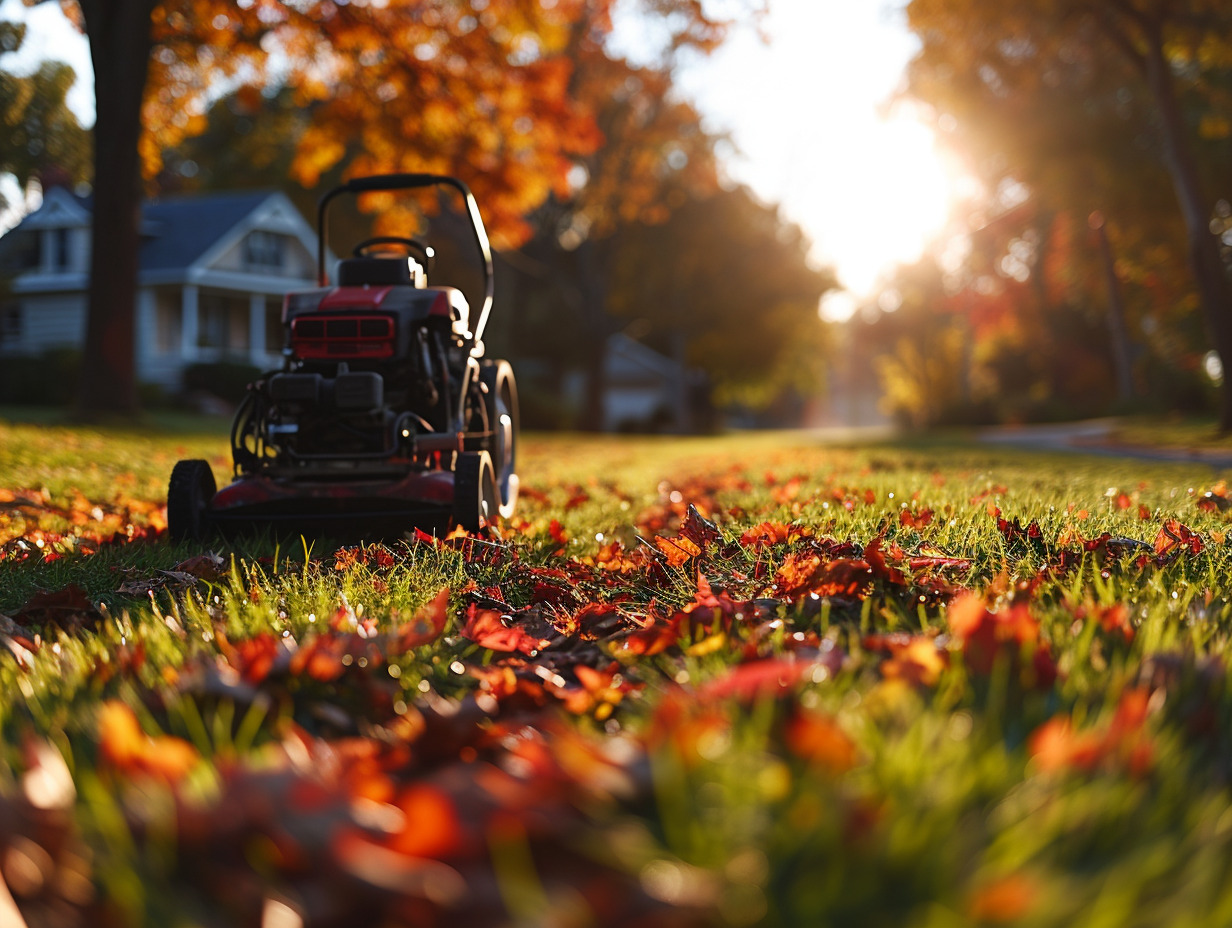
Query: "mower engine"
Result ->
[[167, 174, 519, 542]]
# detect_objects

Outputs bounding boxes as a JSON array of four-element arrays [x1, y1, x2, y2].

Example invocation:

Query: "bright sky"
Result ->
[[1, 0, 965, 317], [671, 0, 966, 319]]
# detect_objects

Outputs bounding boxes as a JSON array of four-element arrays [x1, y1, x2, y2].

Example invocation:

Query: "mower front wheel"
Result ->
[[453, 450, 498, 533], [480, 359, 519, 519], [168, 459, 216, 543]]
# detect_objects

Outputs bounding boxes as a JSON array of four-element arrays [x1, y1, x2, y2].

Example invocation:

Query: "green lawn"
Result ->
[[1, 416, 1231, 926]]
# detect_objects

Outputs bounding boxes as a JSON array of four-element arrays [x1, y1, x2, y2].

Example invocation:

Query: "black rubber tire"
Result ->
[[479, 359, 519, 519], [453, 450, 498, 532], [167, 460, 216, 543]]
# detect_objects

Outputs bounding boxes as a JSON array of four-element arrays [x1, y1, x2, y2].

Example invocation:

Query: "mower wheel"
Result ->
[[168, 460, 216, 543], [480, 359, 519, 519], [453, 450, 498, 532]]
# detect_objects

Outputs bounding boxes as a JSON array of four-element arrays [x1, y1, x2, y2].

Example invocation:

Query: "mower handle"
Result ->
[[316, 173, 494, 351]]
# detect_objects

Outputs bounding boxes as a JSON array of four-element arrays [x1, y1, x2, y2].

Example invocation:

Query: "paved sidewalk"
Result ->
[[979, 418, 1232, 469]]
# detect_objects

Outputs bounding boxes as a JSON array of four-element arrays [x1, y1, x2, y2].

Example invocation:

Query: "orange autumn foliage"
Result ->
[[97, 701, 199, 785]]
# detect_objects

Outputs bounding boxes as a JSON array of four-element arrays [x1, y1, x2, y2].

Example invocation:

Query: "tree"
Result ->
[[32, 0, 742, 417], [607, 186, 836, 409], [0, 20, 89, 212], [905, 0, 1232, 426]]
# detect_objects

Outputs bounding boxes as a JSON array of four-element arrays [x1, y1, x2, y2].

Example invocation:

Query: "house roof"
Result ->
[[139, 190, 278, 272]]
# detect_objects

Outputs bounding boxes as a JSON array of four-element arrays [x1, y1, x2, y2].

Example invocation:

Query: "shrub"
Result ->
[[0, 347, 81, 405], [181, 360, 262, 404]]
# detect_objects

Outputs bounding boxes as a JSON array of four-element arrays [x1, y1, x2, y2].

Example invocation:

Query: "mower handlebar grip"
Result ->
[[341, 173, 473, 198]]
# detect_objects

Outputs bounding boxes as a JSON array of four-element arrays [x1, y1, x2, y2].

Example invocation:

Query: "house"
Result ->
[[600, 332, 710, 432], [0, 186, 326, 390]]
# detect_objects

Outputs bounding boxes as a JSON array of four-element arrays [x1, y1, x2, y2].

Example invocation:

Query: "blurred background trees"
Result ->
[[869, 0, 1232, 429], [4, 0, 838, 427]]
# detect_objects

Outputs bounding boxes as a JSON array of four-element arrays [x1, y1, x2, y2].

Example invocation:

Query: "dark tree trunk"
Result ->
[[575, 237, 612, 431], [1090, 212, 1136, 402], [75, 0, 156, 419], [1140, 18, 1232, 430]]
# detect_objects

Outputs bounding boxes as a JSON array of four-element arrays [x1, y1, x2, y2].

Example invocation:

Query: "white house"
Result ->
[[0, 186, 326, 389]]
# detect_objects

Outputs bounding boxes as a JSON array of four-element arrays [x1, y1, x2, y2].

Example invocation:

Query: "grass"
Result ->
[[1105, 413, 1232, 450], [1, 414, 1231, 926]]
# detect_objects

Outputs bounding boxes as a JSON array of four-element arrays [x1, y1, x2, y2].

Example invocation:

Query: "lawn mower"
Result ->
[[167, 174, 519, 541]]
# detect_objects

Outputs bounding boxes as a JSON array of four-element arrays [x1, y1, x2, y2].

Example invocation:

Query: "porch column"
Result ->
[[181, 285, 199, 363], [248, 292, 266, 367], [135, 288, 155, 381]]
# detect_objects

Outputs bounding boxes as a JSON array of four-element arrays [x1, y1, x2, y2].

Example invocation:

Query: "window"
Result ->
[[0, 304, 21, 349], [243, 231, 285, 271], [197, 292, 250, 352], [264, 298, 284, 354], [154, 290, 181, 353], [52, 228, 70, 270], [42, 228, 71, 271]]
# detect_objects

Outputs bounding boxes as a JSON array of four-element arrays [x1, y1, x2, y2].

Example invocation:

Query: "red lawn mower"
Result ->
[[167, 174, 519, 541]]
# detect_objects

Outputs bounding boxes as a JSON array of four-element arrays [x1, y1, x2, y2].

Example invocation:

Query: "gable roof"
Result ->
[[139, 190, 278, 272]]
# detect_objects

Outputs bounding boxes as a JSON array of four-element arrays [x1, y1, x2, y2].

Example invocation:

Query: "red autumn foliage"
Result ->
[[1153, 519, 1204, 558], [947, 595, 1057, 688], [461, 606, 549, 655], [1030, 688, 1154, 777], [784, 709, 859, 773]]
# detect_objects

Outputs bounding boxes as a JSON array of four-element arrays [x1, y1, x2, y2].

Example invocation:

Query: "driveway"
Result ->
[[978, 418, 1232, 469]]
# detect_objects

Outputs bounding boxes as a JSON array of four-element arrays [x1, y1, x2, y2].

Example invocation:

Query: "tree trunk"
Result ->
[[1140, 19, 1232, 430], [1090, 212, 1136, 403], [575, 236, 612, 431], [75, 0, 156, 419]]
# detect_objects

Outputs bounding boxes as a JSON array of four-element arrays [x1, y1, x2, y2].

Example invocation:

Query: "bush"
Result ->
[[0, 347, 81, 405], [181, 360, 263, 405]]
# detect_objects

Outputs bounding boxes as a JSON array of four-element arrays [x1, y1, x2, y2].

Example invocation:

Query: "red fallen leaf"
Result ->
[[1117, 493, 1133, 510], [1154, 519, 1204, 558], [996, 514, 1045, 550], [864, 536, 907, 586], [774, 553, 873, 600], [461, 606, 547, 655], [899, 507, 934, 529], [1138, 504, 1152, 520], [564, 489, 591, 510], [679, 503, 721, 549], [696, 657, 812, 702], [1197, 481, 1230, 513], [865, 633, 948, 686], [652, 533, 701, 567], [616, 620, 679, 656], [1070, 600, 1134, 642], [396, 588, 450, 650], [289, 637, 347, 682], [968, 874, 1039, 924], [172, 553, 226, 582], [384, 784, 463, 858], [221, 631, 279, 685], [1030, 688, 1153, 776], [411, 528, 445, 548], [773, 551, 822, 596], [97, 701, 199, 785], [740, 521, 793, 548], [14, 584, 103, 632], [785, 709, 858, 773], [948, 594, 1056, 688], [548, 519, 569, 547]]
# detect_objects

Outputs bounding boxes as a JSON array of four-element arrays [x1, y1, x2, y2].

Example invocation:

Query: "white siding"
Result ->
[[21, 295, 86, 352]]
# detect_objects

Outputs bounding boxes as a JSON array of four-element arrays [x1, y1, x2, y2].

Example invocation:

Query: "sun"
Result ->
[[801, 109, 962, 318]]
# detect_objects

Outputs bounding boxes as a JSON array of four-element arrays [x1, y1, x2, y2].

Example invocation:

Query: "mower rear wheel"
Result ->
[[453, 450, 498, 533], [480, 359, 519, 519], [168, 460, 216, 543]]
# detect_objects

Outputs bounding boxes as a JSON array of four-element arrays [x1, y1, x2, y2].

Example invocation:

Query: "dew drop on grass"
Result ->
[[450, 660, 465, 674], [417, 679, 430, 692]]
